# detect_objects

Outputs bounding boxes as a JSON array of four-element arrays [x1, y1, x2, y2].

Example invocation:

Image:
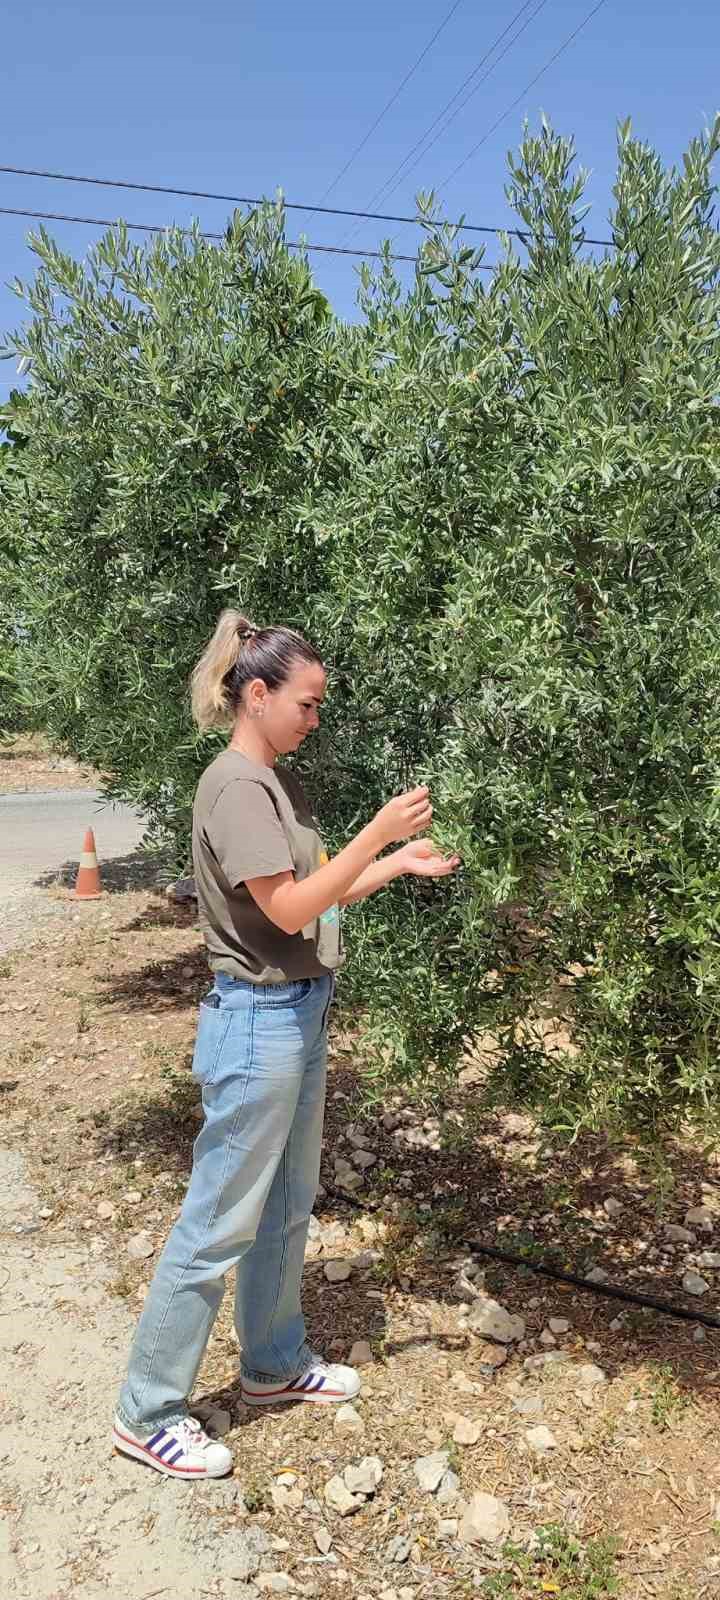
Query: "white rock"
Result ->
[[513, 1394, 543, 1417], [437, 1469, 461, 1505], [459, 1491, 511, 1545], [324, 1259, 352, 1283], [574, 1363, 606, 1387], [451, 1371, 483, 1395], [523, 1350, 569, 1373], [525, 1425, 557, 1452], [438, 1518, 458, 1538], [324, 1475, 362, 1516], [453, 1267, 483, 1304], [466, 1297, 525, 1344], [694, 1326, 706, 1344], [683, 1270, 709, 1296], [38, 1207, 53, 1220], [603, 1197, 623, 1217], [697, 1251, 720, 1269], [549, 1317, 570, 1335], [334, 1161, 364, 1193], [256, 1575, 293, 1594], [665, 1224, 695, 1243], [586, 1267, 610, 1284], [348, 1340, 373, 1366], [123, 1190, 142, 1205], [453, 1416, 481, 1446], [539, 1329, 557, 1348], [413, 1450, 450, 1493], [314, 1527, 333, 1554], [343, 1456, 383, 1496], [126, 1233, 154, 1261], [334, 1404, 364, 1433], [271, 1484, 303, 1512], [354, 1150, 377, 1170], [685, 1207, 714, 1233], [97, 1201, 115, 1221]]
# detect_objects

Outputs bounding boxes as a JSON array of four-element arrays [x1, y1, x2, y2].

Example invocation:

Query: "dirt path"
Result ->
[[1, 1150, 254, 1600]]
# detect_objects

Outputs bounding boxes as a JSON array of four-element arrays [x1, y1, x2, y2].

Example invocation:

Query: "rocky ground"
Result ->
[[0, 734, 101, 794], [2, 823, 720, 1596]]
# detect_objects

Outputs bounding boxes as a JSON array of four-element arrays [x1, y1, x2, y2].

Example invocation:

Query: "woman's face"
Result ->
[[248, 660, 327, 757]]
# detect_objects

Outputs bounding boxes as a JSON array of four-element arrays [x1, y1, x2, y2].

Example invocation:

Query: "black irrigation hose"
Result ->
[[323, 1182, 720, 1331], [464, 1240, 720, 1332]]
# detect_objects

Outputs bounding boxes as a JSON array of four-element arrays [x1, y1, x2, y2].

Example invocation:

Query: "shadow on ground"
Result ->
[[35, 849, 173, 896], [91, 1036, 720, 1409]]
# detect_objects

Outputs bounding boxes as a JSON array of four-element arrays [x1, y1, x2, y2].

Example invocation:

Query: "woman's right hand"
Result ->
[[370, 785, 433, 849]]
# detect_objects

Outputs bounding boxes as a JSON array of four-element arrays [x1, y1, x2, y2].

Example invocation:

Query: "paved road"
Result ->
[[0, 788, 147, 891], [0, 788, 149, 953]]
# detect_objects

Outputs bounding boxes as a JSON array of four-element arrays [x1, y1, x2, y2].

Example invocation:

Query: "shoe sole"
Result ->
[[111, 1427, 232, 1479], [240, 1386, 360, 1408]]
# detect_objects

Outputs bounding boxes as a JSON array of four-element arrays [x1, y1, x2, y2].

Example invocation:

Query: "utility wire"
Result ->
[[0, 204, 417, 262], [319, 0, 466, 203], [0, 162, 614, 247], [437, 0, 611, 193], [343, 0, 550, 238], [0, 202, 500, 269]]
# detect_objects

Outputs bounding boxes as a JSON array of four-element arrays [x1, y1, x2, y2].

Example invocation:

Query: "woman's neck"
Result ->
[[228, 723, 276, 767]]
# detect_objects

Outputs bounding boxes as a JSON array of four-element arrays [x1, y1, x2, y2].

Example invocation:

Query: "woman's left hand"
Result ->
[[393, 839, 461, 878]]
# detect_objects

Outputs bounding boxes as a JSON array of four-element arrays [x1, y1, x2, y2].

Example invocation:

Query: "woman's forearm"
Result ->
[[338, 853, 403, 907], [248, 821, 383, 935]]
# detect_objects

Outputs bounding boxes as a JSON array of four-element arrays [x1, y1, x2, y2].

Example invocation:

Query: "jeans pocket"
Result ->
[[320, 976, 336, 1033], [191, 998, 233, 1087], [257, 979, 314, 1009]]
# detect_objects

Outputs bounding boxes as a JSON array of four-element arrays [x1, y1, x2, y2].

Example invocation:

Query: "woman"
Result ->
[[113, 610, 459, 1479]]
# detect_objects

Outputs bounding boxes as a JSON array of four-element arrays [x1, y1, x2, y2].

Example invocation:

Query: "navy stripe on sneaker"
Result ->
[[155, 1436, 179, 1458]]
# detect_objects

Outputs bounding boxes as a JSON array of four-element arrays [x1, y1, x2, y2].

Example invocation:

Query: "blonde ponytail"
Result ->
[[190, 609, 324, 732], [190, 609, 257, 731]]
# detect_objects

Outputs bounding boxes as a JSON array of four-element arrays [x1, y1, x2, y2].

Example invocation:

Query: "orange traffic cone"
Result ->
[[72, 827, 103, 899]]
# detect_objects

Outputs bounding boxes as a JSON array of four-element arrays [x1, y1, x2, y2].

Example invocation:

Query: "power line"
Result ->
[[0, 162, 614, 247], [319, 0, 466, 203], [343, 0, 550, 235], [438, 0, 612, 193], [0, 202, 499, 268], [0, 204, 416, 261]]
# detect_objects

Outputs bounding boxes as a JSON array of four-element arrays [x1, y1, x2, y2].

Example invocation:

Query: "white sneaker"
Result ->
[[241, 1355, 361, 1407], [112, 1414, 233, 1478]]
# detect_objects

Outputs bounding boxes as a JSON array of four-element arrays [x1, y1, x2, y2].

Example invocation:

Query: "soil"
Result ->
[[2, 873, 720, 1600]]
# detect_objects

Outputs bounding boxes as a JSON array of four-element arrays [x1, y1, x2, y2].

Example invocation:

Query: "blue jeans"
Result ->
[[116, 971, 334, 1435]]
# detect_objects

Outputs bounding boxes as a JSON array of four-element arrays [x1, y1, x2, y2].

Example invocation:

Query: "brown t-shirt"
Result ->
[[192, 749, 345, 984]]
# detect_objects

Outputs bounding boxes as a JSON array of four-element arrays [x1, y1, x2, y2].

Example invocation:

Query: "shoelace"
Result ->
[[176, 1416, 210, 1450]]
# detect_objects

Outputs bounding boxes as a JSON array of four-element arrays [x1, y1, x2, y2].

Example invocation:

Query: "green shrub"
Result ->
[[2, 119, 720, 1140]]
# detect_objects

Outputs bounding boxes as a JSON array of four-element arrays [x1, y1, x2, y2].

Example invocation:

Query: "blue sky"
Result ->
[[1, 0, 718, 406]]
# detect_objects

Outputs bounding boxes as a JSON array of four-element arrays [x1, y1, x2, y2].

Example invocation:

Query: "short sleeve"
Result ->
[[206, 779, 294, 887]]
